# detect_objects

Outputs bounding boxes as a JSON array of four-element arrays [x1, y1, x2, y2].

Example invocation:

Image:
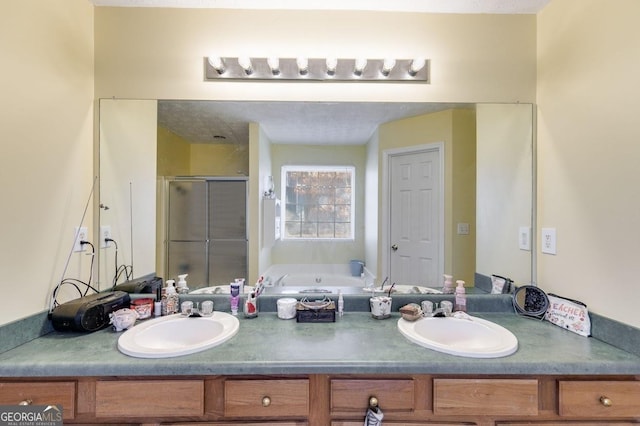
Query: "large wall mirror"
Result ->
[[98, 99, 533, 294]]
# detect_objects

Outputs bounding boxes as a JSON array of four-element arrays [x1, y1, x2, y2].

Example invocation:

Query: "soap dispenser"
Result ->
[[176, 274, 189, 294], [162, 279, 179, 315], [442, 274, 455, 294], [454, 280, 467, 312]]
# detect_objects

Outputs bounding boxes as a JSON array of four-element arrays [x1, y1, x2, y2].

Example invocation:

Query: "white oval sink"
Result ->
[[397, 314, 518, 358], [118, 312, 239, 358]]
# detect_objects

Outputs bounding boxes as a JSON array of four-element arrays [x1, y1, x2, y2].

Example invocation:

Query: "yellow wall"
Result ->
[[94, 8, 536, 103], [157, 126, 191, 176], [537, 0, 640, 328], [0, 0, 94, 326]]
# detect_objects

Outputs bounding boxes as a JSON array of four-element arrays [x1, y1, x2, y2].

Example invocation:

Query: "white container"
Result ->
[[277, 298, 297, 320]]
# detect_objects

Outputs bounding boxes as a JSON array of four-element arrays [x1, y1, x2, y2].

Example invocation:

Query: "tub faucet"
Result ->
[[273, 274, 289, 287]]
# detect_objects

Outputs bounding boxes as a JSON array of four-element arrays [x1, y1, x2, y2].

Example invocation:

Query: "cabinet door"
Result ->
[[224, 379, 309, 418], [559, 380, 640, 418], [330, 379, 415, 413], [0, 381, 75, 420], [433, 378, 538, 416]]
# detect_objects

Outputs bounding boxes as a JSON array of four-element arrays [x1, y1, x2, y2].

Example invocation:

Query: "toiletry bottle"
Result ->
[[442, 274, 455, 294], [338, 289, 344, 317], [454, 280, 467, 312], [230, 282, 240, 316], [162, 279, 179, 315], [176, 274, 189, 294]]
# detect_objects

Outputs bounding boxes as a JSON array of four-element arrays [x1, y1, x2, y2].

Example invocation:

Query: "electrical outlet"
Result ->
[[73, 226, 88, 252], [541, 228, 557, 255], [100, 225, 112, 249], [519, 226, 531, 251]]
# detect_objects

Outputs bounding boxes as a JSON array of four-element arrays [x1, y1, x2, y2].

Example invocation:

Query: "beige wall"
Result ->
[[0, 0, 94, 326], [537, 0, 640, 328], [94, 8, 536, 103]]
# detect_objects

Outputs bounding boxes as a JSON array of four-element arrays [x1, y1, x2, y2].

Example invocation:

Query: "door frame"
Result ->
[[381, 142, 445, 284]]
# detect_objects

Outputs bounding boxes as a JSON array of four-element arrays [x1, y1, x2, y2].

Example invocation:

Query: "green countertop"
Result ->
[[1, 312, 639, 377]]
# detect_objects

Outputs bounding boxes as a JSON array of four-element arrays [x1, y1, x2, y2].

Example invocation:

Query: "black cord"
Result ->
[[106, 238, 133, 288], [49, 241, 98, 310]]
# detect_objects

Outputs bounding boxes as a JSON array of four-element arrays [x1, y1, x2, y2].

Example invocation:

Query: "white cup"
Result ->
[[370, 296, 392, 319], [277, 298, 298, 320]]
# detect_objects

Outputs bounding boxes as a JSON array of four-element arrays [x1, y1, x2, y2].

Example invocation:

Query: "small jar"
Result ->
[[277, 298, 297, 320], [131, 298, 154, 319]]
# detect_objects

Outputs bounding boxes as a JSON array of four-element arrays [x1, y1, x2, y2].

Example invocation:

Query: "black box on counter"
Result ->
[[296, 300, 336, 323]]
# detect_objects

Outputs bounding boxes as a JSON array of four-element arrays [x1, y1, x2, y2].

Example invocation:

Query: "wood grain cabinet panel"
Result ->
[[559, 380, 640, 418], [0, 381, 76, 420], [95, 379, 204, 417], [433, 378, 538, 416], [224, 379, 309, 418], [330, 379, 415, 413]]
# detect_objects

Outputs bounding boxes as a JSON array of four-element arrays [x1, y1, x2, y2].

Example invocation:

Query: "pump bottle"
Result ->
[[162, 279, 179, 315], [454, 280, 467, 312], [176, 274, 189, 294]]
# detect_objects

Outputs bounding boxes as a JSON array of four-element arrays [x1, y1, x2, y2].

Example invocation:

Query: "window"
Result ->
[[281, 165, 355, 240]]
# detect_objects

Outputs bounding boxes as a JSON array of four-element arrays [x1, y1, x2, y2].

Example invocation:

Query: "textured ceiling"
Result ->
[[89, 0, 551, 14], [158, 101, 472, 145]]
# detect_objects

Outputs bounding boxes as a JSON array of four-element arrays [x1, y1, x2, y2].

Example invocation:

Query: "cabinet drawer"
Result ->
[[95, 379, 204, 417], [559, 380, 640, 418], [0, 381, 75, 420], [433, 378, 538, 416], [331, 379, 415, 412], [224, 379, 309, 418]]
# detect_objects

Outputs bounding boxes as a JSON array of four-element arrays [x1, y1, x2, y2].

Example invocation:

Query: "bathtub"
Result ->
[[260, 264, 442, 295]]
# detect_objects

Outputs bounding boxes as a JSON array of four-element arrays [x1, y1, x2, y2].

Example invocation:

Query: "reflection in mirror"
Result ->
[[99, 100, 533, 295], [512, 285, 549, 319]]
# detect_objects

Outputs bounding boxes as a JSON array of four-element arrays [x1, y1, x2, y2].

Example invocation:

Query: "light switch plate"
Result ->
[[519, 226, 531, 251], [457, 223, 470, 235], [541, 228, 557, 255]]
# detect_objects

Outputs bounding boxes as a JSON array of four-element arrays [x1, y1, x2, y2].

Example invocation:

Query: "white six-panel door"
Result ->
[[387, 145, 443, 287]]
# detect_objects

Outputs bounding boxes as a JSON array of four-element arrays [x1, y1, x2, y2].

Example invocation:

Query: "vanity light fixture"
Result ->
[[204, 56, 429, 82]]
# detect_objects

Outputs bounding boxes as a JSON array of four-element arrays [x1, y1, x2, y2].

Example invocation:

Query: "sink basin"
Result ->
[[117, 312, 239, 358], [397, 314, 518, 358]]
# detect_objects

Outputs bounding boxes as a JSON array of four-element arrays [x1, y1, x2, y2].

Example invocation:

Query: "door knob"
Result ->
[[391, 244, 398, 251]]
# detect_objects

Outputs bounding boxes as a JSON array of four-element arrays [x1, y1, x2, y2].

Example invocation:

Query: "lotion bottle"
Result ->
[[162, 279, 179, 315], [442, 274, 455, 294], [338, 289, 344, 317], [454, 280, 467, 312], [230, 282, 240, 316]]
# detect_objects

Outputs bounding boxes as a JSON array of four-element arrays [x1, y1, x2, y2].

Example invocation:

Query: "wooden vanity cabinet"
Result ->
[[2, 375, 638, 425]]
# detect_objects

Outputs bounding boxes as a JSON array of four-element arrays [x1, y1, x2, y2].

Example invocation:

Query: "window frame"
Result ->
[[280, 165, 356, 241]]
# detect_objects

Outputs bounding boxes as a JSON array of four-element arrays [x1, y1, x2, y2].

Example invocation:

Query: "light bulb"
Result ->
[[296, 57, 309, 75], [267, 57, 280, 75], [354, 58, 367, 76], [208, 56, 225, 74], [381, 58, 396, 76], [409, 58, 426, 76], [326, 57, 338, 76], [238, 57, 253, 75]]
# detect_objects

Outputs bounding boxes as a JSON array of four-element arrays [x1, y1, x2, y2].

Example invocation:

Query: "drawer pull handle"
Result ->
[[262, 396, 271, 407], [19, 399, 33, 406], [369, 396, 379, 408], [599, 396, 612, 407]]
